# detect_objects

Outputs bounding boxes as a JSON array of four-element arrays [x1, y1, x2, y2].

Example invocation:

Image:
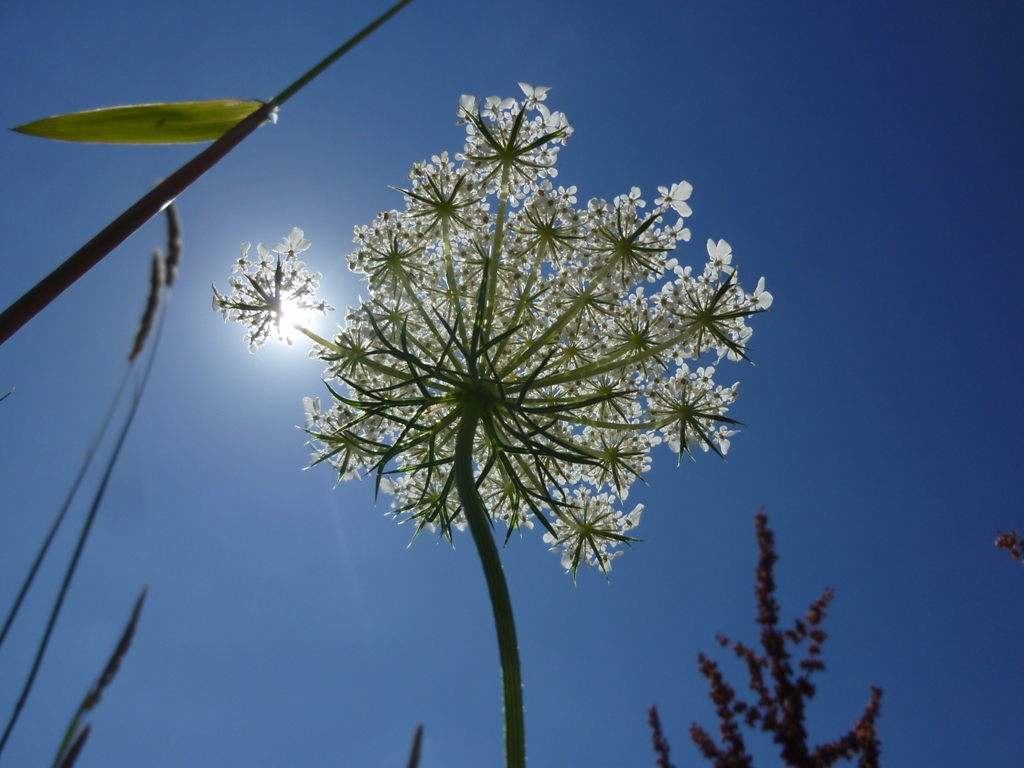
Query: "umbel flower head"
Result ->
[[212, 228, 333, 352], [215, 85, 771, 577]]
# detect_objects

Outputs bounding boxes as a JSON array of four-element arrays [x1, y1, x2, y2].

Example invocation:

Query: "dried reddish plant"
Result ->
[[648, 705, 677, 768], [995, 530, 1023, 564], [650, 509, 882, 768]]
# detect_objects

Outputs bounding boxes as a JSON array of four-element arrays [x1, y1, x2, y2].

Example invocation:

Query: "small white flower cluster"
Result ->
[[216, 85, 771, 577], [542, 489, 644, 574], [212, 228, 332, 352]]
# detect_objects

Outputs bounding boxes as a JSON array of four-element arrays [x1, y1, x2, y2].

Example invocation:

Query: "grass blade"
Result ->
[[12, 100, 266, 144]]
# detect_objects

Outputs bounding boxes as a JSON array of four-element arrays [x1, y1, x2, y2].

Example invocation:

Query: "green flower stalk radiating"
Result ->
[[212, 84, 771, 766]]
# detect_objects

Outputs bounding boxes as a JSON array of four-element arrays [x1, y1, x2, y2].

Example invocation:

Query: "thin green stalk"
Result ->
[[0, 0, 413, 348], [396, 267, 467, 374], [269, 0, 413, 108], [525, 325, 697, 389], [296, 325, 343, 352], [572, 415, 677, 431], [490, 239, 547, 367], [499, 255, 622, 377], [481, 164, 512, 346], [441, 219, 471, 353], [296, 325, 436, 385], [453, 401, 526, 768], [306, 314, 462, 389]]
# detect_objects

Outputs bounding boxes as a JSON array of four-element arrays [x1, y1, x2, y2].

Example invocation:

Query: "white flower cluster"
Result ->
[[218, 85, 771, 577], [212, 228, 332, 352]]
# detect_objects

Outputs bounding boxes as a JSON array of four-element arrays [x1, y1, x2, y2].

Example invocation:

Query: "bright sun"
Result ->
[[275, 297, 316, 336]]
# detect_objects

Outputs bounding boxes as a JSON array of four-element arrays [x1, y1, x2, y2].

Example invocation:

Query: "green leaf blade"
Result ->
[[11, 99, 267, 144]]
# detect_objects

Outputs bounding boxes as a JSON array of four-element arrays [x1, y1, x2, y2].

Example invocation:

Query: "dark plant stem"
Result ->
[[0, 302, 168, 760], [405, 723, 423, 768], [53, 724, 88, 768], [0, 0, 413, 348], [0, 366, 130, 654], [51, 587, 147, 768], [453, 402, 525, 768]]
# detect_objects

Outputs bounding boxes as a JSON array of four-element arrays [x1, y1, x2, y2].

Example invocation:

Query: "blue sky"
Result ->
[[1, 1, 1022, 766]]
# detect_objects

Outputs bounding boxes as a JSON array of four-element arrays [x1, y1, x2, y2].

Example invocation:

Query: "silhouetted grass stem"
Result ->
[[53, 724, 88, 768], [0, 365, 131, 655], [0, 301, 169, 758], [52, 588, 147, 768]]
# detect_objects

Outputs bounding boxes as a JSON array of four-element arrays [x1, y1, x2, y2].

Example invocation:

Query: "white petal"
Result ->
[[671, 200, 693, 217]]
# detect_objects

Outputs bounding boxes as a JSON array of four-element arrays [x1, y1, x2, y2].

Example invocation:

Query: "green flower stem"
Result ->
[[498, 204, 677, 378], [397, 267, 467, 373], [572, 415, 677, 431], [491, 238, 547, 366], [295, 326, 435, 386], [296, 325, 341, 351], [297, 325, 402, 379], [441, 219, 471, 352], [504, 321, 702, 394], [531, 326, 699, 389], [481, 164, 512, 345], [499, 255, 622, 377], [453, 400, 526, 768]]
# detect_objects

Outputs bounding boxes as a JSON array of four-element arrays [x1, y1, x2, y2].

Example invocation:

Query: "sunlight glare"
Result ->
[[276, 297, 316, 339]]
